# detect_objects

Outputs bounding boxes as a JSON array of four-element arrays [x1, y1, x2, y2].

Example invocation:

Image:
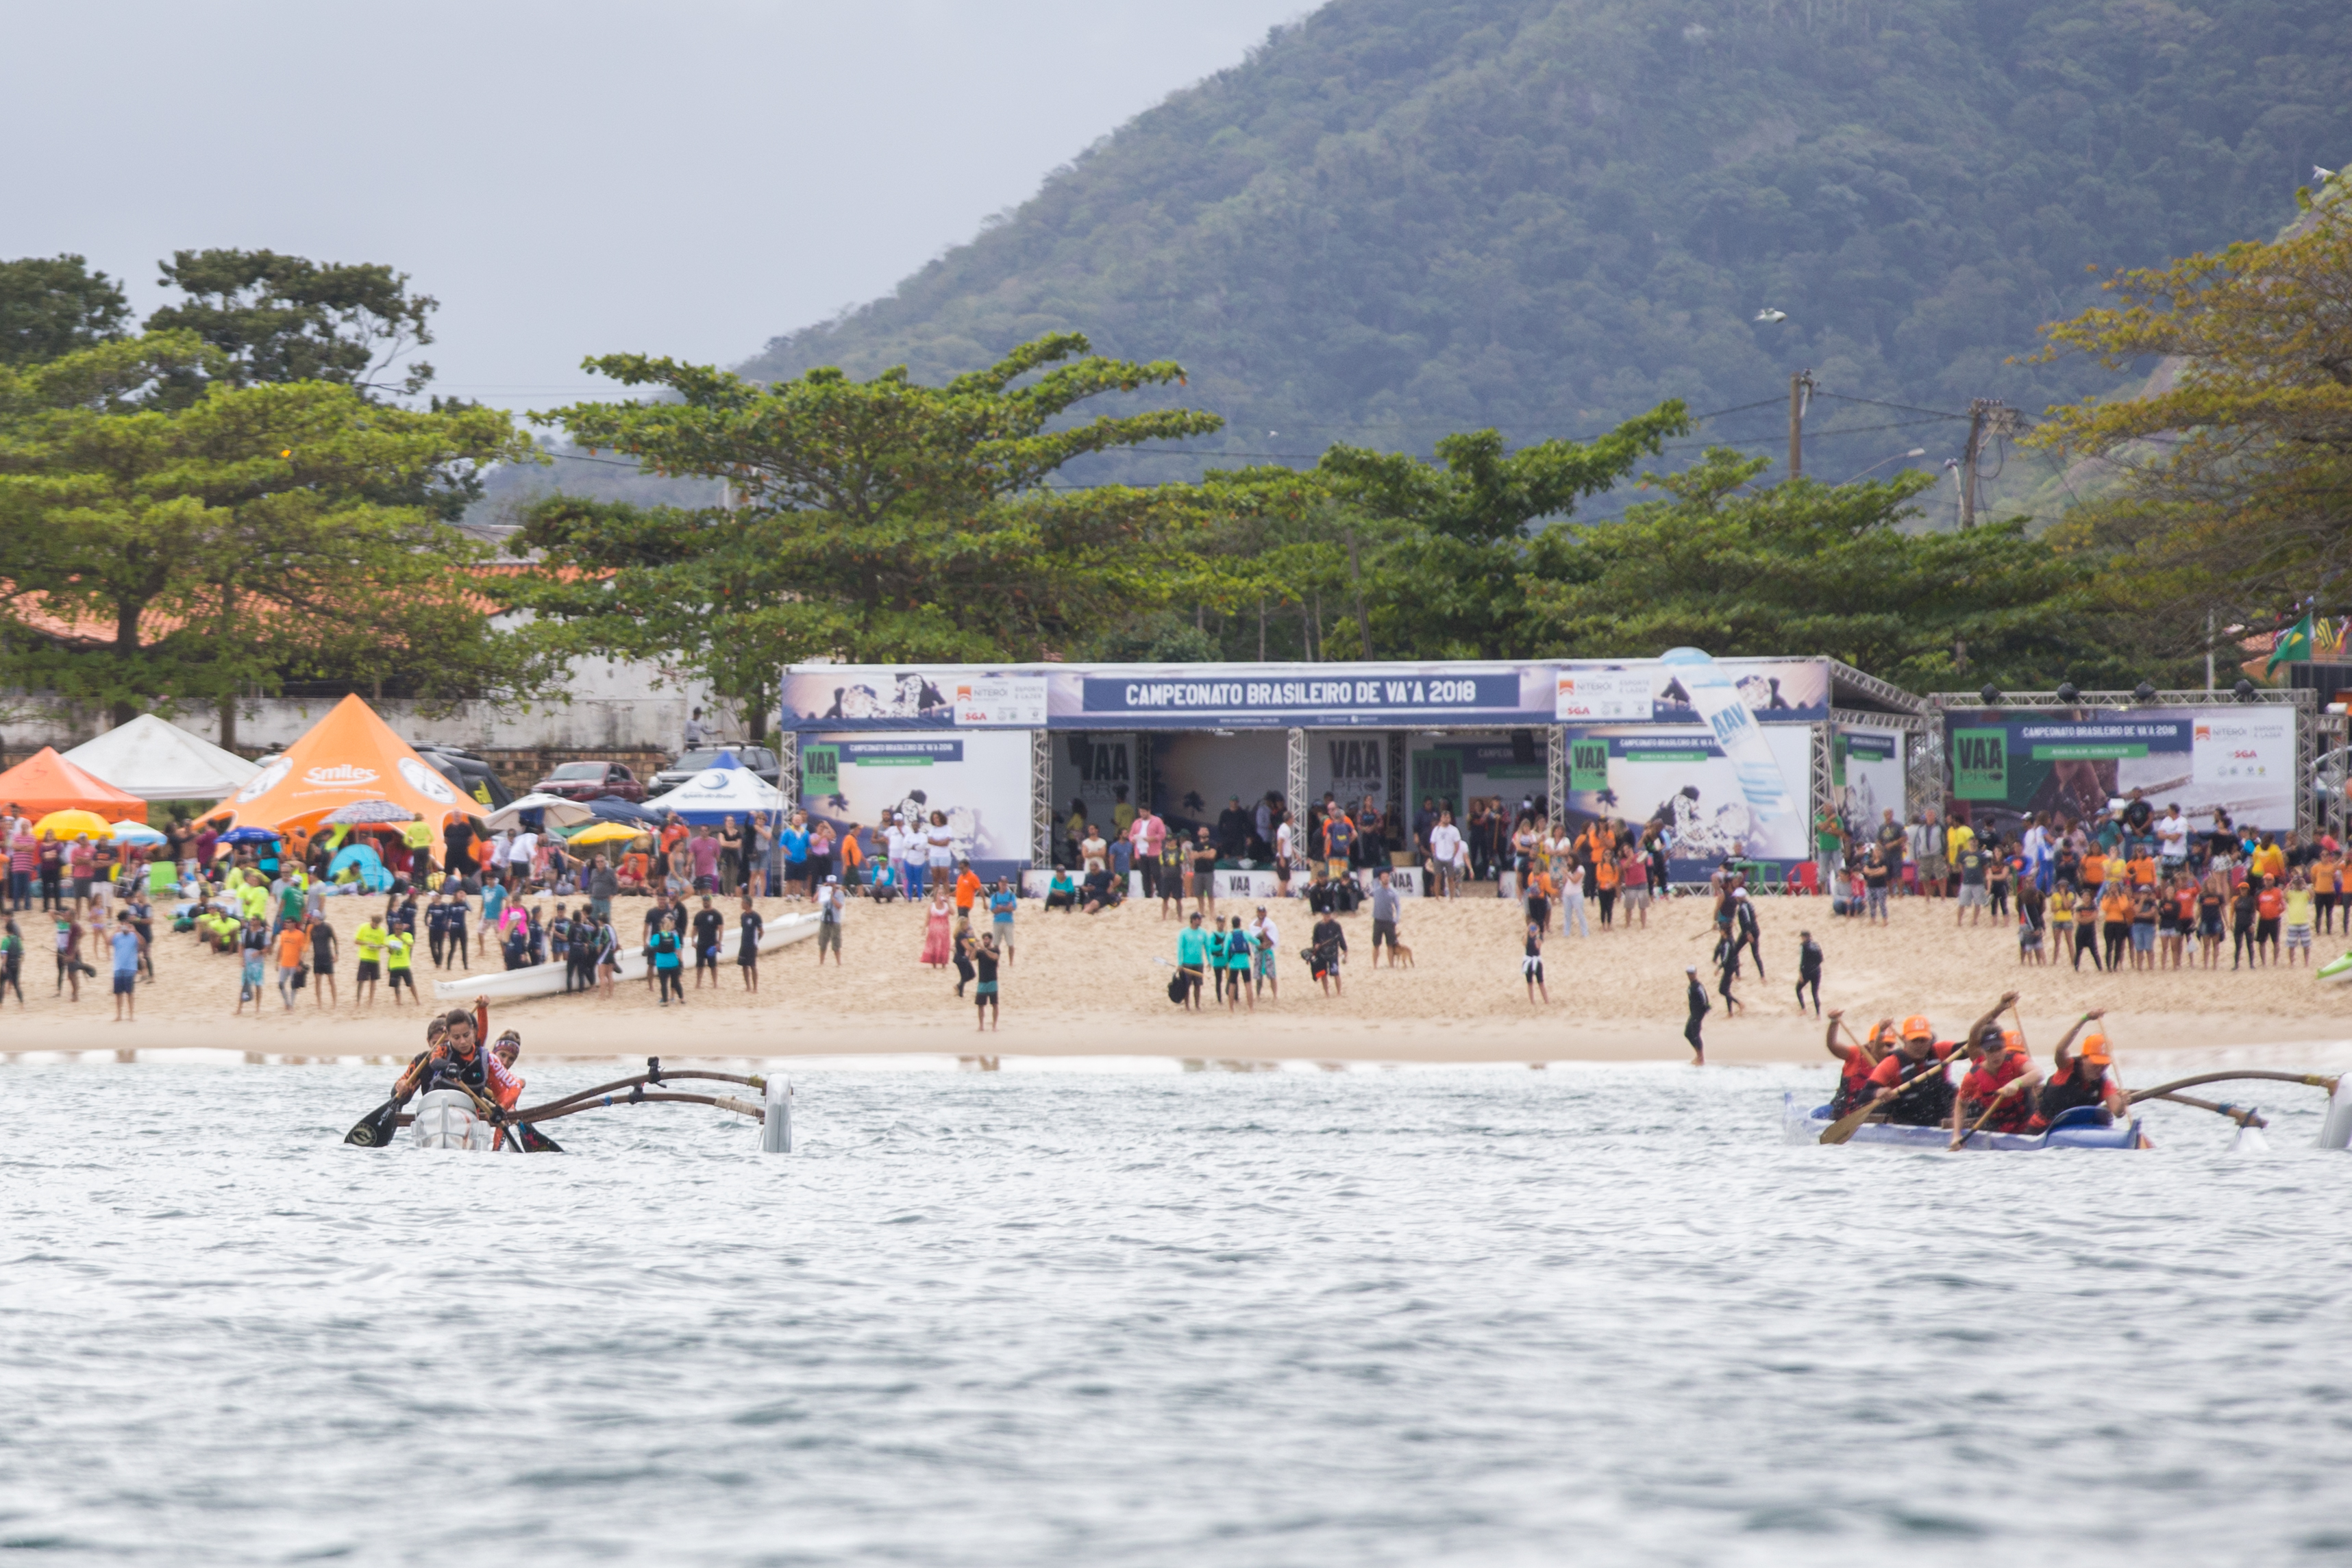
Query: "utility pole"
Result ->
[[1958, 399, 2022, 527], [1788, 369, 1816, 480]]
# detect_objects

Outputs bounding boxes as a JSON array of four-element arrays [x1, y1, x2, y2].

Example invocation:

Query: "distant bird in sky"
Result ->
[[1754, 308, 1787, 323]]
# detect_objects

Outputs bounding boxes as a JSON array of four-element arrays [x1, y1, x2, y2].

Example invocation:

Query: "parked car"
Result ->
[[412, 744, 513, 812], [532, 760, 647, 803], [649, 745, 782, 794]]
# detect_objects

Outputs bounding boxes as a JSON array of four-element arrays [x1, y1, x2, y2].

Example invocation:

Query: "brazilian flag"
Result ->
[[2267, 612, 2315, 675]]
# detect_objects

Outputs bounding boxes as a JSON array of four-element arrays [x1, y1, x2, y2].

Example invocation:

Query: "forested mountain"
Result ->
[[741, 0, 2351, 493]]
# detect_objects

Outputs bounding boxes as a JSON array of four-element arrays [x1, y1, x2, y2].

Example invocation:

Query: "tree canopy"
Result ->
[[145, 249, 440, 404], [2031, 179, 2352, 652], [511, 334, 1224, 733], [1521, 449, 2132, 690], [0, 254, 129, 367]]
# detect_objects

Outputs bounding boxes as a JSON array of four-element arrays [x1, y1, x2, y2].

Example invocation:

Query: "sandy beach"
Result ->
[[4, 886, 2347, 1067]]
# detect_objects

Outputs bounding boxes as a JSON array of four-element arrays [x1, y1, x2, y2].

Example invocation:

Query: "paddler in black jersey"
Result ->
[[393, 996, 520, 1108], [2032, 1009, 2127, 1128]]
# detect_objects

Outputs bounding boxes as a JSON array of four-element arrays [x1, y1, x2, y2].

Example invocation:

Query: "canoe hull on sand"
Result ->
[[1782, 1092, 2143, 1150], [2319, 949, 2352, 984], [432, 912, 821, 1003]]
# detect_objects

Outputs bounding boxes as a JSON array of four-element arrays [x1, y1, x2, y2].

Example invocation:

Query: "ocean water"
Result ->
[[3, 1058, 2348, 1567]]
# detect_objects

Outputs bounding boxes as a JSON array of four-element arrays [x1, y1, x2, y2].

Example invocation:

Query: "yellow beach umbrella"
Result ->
[[33, 809, 114, 841], [568, 821, 645, 847]]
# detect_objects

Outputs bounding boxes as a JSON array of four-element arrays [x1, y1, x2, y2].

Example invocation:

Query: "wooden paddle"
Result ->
[[1820, 1052, 1951, 1145], [1949, 1082, 2026, 1149], [2144, 1091, 2267, 1129]]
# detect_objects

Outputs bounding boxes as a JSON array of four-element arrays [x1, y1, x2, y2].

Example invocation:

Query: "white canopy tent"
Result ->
[[62, 714, 260, 801], [643, 753, 786, 825]]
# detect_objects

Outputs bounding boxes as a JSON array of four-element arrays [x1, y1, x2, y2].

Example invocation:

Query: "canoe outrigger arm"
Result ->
[[372, 1058, 794, 1154]]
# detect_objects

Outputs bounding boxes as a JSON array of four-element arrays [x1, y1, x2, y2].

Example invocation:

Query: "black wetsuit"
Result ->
[[1684, 976, 1709, 1056], [1796, 938, 1822, 1015]]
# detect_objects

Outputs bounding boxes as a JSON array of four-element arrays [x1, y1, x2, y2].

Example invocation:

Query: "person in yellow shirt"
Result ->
[[382, 925, 417, 1005], [1946, 820, 1977, 862], [354, 914, 386, 1008], [2283, 870, 2316, 967], [2251, 835, 2286, 884]]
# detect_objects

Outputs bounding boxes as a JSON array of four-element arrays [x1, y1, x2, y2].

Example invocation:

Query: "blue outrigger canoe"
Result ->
[[1783, 1092, 2146, 1150]]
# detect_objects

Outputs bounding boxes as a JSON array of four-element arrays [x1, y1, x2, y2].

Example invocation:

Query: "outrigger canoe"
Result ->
[[348, 1059, 793, 1154], [1783, 1092, 2144, 1149]]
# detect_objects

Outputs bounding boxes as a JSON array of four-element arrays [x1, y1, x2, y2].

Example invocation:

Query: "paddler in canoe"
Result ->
[[1823, 1010, 1893, 1118], [1859, 993, 2018, 1128], [392, 997, 522, 1110], [2029, 1010, 2129, 1130], [1949, 1012, 2043, 1148]]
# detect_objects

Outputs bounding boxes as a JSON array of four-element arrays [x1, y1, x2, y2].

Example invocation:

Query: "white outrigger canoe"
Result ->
[[349, 1060, 793, 1154]]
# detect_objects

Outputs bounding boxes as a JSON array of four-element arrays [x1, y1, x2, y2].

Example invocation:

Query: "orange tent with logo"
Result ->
[[0, 747, 148, 820], [200, 695, 476, 833]]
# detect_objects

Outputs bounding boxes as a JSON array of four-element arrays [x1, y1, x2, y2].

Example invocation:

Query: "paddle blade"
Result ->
[[1818, 1104, 1877, 1145], [343, 1099, 401, 1147], [516, 1122, 562, 1154]]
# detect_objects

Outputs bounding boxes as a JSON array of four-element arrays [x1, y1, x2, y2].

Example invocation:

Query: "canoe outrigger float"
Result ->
[[347, 1058, 793, 1154], [1792, 1069, 2352, 1152]]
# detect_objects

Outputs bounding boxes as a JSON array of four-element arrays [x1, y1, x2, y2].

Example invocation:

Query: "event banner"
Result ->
[[1559, 723, 1815, 877], [784, 660, 1833, 732], [1833, 728, 1907, 835], [1942, 706, 2295, 837], [1063, 664, 1555, 730], [797, 730, 1033, 876], [1554, 658, 1829, 724], [781, 663, 1561, 730]]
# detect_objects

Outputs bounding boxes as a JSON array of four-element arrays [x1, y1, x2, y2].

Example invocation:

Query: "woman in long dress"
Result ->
[[920, 891, 954, 968]]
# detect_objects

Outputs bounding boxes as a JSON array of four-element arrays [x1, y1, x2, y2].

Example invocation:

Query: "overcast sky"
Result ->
[[3, 1, 1306, 410]]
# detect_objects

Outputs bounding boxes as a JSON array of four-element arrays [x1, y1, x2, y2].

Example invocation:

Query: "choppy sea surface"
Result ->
[[3, 1056, 2349, 1567]]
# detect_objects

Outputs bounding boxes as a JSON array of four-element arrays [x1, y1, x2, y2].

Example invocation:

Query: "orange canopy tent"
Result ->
[[201, 694, 476, 834], [0, 747, 148, 820]]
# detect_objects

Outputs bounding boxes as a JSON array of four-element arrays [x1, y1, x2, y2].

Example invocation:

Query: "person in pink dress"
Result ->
[[920, 890, 954, 968]]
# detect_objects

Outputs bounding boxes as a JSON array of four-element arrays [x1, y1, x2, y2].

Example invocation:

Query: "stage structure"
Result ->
[[778, 658, 1922, 888], [1924, 687, 2323, 842]]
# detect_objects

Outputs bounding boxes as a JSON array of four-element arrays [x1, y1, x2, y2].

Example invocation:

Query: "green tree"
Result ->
[[0, 254, 129, 366], [515, 334, 1223, 734], [1311, 408, 1689, 658], [1520, 449, 2133, 690], [0, 338, 546, 734], [145, 249, 438, 403], [2030, 181, 2352, 654]]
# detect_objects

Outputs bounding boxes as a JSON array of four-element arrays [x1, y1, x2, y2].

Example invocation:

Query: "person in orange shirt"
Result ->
[[2128, 851, 2157, 888], [1593, 853, 1621, 928], [2313, 850, 2342, 934], [2100, 884, 2135, 971], [2255, 875, 2285, 964], [273, 920, 309, 1010], [2080, 849, 2107, 896], [953, 862, 982, 918]]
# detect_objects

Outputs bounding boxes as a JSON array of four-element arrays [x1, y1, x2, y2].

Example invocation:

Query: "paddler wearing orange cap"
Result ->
[[1862, 1006, 1970, 1126], [2031, 1009, 2127, 1129], [1950, 997, 2042, 1146]]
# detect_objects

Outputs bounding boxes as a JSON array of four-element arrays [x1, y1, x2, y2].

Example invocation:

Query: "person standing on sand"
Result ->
[[1796, 930, 1822, 1016], [1310, 908, 1347, 996], [1250, 905, 1279, 999], [1522, 922, 1548, 1003], [1176, 910, 1209, 1012], [1684, 965, 1709, 1065], [110, 910, 145, 1022], [737, 894, 764, 991], [1224, 917, 1254, 1014], [973, 932, 1000, 1030], [921, 888, 954, 970], [307, 912, 338, 1008], [988, 878, 1016, 965], [815, 874, 846, 965]]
